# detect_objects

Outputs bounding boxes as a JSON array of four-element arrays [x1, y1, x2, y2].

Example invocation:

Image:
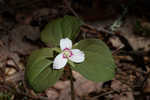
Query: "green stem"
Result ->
[[68, 60, 76, 67], [68, 67, 75, 100]]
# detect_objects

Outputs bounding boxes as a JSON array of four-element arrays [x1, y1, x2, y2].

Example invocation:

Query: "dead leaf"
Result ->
[[111, 80, 122, 91], [46, 89, 59, 100]]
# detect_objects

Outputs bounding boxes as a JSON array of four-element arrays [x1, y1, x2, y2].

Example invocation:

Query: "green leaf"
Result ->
[[26, 48, 63, 92], [41, 18, 63, 46], [41, 15, 83, 46], [72, 39, 116, 82], [61, 15, 83, 40], [27, 48, 53, 67]]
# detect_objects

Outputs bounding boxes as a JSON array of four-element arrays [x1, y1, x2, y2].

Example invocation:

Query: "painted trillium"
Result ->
[[53, 38, 85, 69]]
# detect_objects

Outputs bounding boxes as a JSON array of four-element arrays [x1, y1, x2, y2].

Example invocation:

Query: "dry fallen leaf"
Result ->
[[113, 92, 134, 100], [111, 80, 122, 91], [46, 88, 59, 100]]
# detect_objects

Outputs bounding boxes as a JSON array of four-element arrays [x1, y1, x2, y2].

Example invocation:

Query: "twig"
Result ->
[[83, 24, 114, 35], [64, 0, 79, 19], [68, 67, 75, 100], [98, 90, 115, 97], [112, 45, 124, 55], [91, 90, 116, 100]]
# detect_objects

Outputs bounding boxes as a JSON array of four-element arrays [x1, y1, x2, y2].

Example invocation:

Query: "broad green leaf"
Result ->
[[61, 16, 83, 40], [72, 39, 116, 82], [26, 48, 63, 92], [41, 18, 63, 46], [27, 48, 53, 67], [26, 48, 53, 80], [41, 15, 83, 46]]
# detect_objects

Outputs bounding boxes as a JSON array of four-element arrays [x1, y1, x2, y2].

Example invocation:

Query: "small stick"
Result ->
[[68, 67, 75, 100], [64, 0, 79, 19]]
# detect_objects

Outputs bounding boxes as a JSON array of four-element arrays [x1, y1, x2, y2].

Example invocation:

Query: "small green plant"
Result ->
[[25, 15, 116, 97]]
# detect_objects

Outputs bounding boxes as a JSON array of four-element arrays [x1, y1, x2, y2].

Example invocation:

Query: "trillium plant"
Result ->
[[26, 15, 116, 99], [53, 38, 85, 69]]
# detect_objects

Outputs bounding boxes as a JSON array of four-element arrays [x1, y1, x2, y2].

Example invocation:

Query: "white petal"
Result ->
[[69, 49, 85, 63], [53, 53, 68, 69], [60, 38, 72, 50]]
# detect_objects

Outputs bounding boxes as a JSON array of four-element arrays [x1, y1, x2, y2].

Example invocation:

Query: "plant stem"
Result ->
[[69, 67, 75, 100]]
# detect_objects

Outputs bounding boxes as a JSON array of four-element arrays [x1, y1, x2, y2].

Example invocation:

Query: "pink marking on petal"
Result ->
[[63, 48, 70, 51], [62, 48, 73, 58], [63, 53, 67, 58], [69, 51, 73, 57]]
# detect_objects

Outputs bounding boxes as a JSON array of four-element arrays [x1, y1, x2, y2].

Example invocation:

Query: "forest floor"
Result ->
[[0, 0, 150, 100]]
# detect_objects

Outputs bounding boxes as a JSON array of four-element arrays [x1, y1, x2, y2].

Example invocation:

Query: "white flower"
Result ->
[[53, 38, 85, 69]]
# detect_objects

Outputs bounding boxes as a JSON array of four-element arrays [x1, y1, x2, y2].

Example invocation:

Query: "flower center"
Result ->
[[63, 48, 73, 58]]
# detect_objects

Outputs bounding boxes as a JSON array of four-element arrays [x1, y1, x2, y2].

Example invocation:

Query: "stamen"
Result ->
[[62, 48, 73, 58]]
